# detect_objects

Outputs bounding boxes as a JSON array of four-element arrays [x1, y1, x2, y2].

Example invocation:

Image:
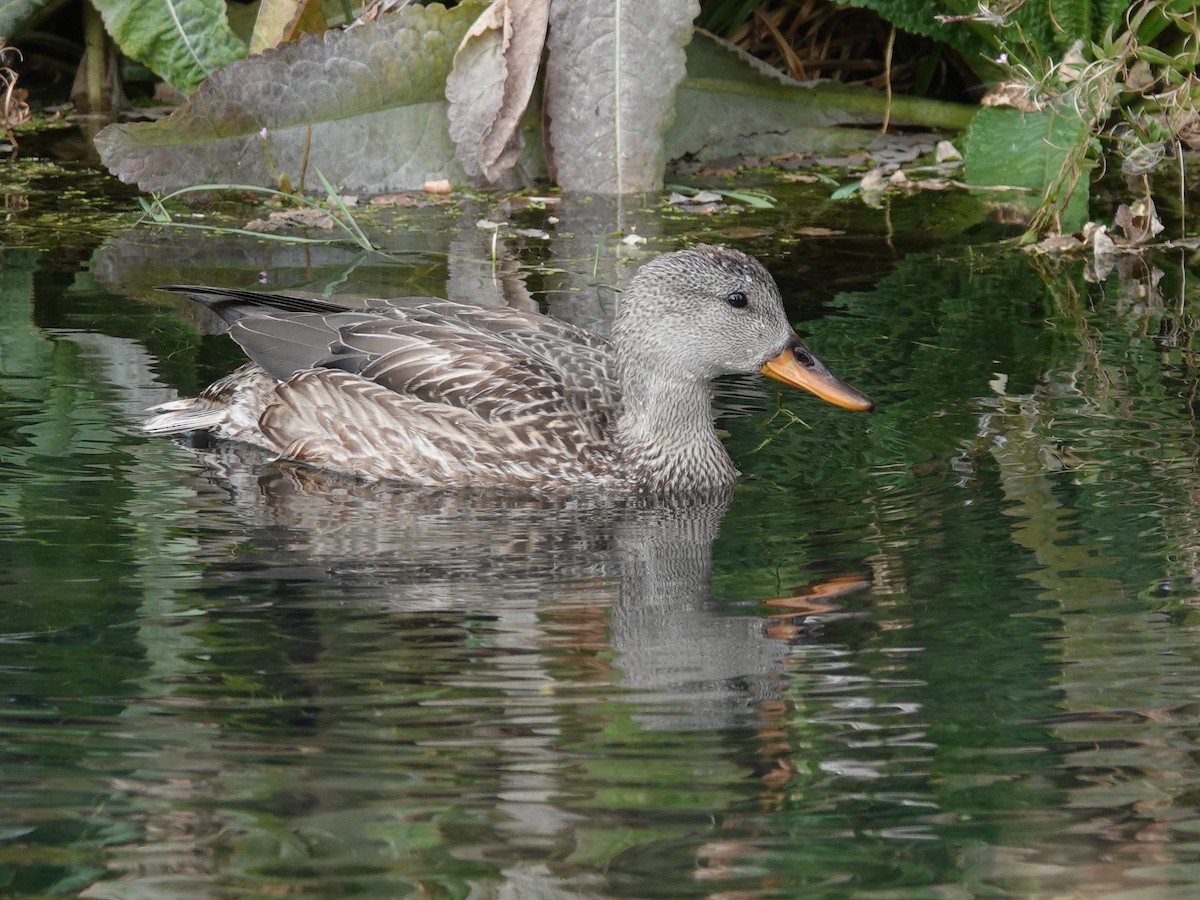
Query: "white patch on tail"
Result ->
[[142, 403, 230, 436]]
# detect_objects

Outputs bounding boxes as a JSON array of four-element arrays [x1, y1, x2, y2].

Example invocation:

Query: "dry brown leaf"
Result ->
[[712, 225, 772, 239], [934, 140, 961, 164], [1113, 197, 1164, 244], [1124, 60, 1155, 93], [250, 0, 328, 54], [859, 168, 887, 191], [446, 0, 550, 183], [1025, 233, 1085, 255], [1174, 107, 1200, 150], [981, 81, 1043, 112], [370, 192, 443, 207], [2, 85, 29, 130], [1084, 222, 1117, 281], [246, 208, 336, 231], [1057, 40, 1087, 85]]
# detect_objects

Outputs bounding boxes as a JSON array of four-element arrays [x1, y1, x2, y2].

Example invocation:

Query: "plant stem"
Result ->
[[683, 76, 976, 131], [83, 2, 105, 113]]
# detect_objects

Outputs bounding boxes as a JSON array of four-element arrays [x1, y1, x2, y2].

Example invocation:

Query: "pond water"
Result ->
[[3, 162, 1200, 897]]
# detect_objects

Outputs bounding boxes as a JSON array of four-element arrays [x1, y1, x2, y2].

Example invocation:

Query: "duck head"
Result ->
[[613, 245, 873, 412]]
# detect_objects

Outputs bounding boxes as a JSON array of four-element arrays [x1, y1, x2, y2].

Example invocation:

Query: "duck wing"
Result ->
[[339, 297, 619, 420], [161, 287, 618, 422], [259, 368, 617, 487], [314, 316, 614, 441], [153, 287, 621, 485]]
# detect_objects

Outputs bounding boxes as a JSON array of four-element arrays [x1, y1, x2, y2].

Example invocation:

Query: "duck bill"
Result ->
[[761, 342, 874, 412]]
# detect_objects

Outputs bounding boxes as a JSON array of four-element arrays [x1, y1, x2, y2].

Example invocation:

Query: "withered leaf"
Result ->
[[446, 0, 550, 184], [1113, 197, 1164, 245]]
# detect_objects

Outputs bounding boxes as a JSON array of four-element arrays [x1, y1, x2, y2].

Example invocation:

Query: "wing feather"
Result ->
[[260, 370, 616, 487], [150, 288, 623, 484]]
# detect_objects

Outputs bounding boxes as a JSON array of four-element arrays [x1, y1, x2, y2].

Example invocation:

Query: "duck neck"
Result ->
[[615, 361, 738, 492]]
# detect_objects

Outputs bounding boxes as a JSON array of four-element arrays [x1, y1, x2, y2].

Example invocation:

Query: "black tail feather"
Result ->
[[158, 285, 349, 326]]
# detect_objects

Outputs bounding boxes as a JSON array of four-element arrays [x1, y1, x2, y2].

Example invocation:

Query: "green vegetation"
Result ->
[[5, 1, 1195, 237], [702, 0, 1198, 235], [138, 170, 382, 254]]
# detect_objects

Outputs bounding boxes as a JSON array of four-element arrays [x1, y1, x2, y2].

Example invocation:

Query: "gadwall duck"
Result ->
[[144, 245, 872, 491]]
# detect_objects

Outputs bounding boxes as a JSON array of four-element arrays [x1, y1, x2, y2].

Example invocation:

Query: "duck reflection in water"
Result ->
[[193, 442, 868, 733]]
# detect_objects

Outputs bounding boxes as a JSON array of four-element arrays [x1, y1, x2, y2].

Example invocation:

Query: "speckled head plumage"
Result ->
[[613, 244, 798, 382]]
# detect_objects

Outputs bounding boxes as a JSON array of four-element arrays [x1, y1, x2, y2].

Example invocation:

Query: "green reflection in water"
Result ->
[[3, 223, 1200, 897]]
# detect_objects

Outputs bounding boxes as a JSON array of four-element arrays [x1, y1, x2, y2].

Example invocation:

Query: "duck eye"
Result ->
[[725, 291, 748, 309], [793, 346, 815, 368]]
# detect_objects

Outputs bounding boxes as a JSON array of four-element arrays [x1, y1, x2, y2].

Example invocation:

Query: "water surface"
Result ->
[[3, 183, 1200, 897]]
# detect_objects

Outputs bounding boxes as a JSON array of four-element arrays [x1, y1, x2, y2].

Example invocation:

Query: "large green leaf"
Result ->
[[839, 0, 1115, 76], [0, 0, 50, 40], [962, 104, 1093, 231], [839, 0, 1005, 74], [95, 2, 485, 194], [92, 0, 248, 94], [1052, 0, 1131, 50]]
